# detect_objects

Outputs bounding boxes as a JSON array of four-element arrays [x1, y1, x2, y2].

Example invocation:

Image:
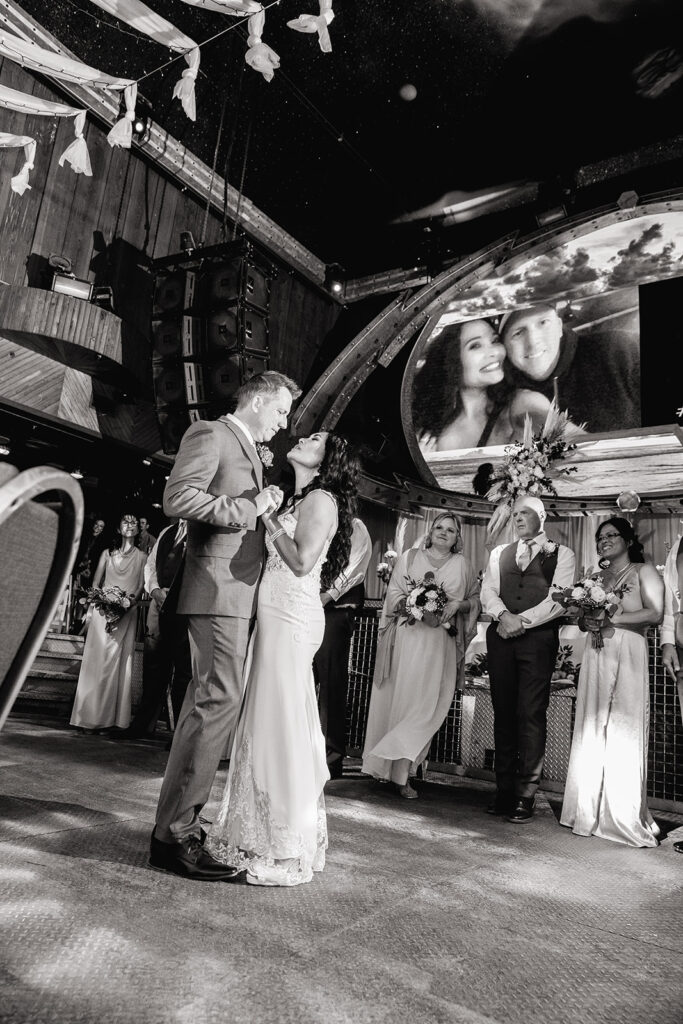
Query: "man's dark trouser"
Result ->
[[313, 606, 356, 770], [486, 621, 559, 800], [131, 613, 192, 736]]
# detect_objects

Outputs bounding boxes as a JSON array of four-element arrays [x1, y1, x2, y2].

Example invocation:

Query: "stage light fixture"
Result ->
[[535, 205, 567, 228], [142, 458, 152, 466], [0, 436, 10, 456], [617, 190, 639, 210], [70, 468, 84, 480], [48, 253, 92, 300], [324, 262, 345, 298], [180, 231, 197, 253]]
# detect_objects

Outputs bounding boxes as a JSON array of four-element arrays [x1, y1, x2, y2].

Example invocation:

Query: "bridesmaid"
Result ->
[[70, 514, 147, 733], [561, 517, 663, 847]]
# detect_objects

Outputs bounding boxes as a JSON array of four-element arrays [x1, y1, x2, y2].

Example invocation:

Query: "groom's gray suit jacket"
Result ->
[[163, 416, 264, 618]]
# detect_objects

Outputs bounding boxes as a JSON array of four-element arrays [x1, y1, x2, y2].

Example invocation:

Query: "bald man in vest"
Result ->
[[481, 496, 575, 822]]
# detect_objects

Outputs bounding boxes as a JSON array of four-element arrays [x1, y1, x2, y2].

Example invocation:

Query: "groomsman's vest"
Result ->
[[499, 542, 558, 615]]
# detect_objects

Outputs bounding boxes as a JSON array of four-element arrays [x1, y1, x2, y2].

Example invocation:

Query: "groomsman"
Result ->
[[481, 496, 575, 822], [661, 533, 683, 854], [314, 517, 372, 778]]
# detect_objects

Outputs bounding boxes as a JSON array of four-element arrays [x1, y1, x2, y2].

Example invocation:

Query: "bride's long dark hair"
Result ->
[[285, 433, 360, 590]]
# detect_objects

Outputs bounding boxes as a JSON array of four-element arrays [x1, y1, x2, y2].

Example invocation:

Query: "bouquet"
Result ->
[[401, 571, 448, 629], [551, 571, 630, 649], [485, 402, 583, 538], [376, 548, 398, 585], [80, 585, 134, 634]]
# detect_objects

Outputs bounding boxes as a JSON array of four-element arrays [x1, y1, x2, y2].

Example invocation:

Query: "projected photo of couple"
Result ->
[[411, 288, 640, 457]]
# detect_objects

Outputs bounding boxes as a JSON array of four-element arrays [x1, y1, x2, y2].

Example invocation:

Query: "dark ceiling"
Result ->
[[18, 0, 683, 276]]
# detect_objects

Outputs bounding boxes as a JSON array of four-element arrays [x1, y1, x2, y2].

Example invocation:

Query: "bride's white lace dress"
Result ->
[[205, 500, 334, 886]]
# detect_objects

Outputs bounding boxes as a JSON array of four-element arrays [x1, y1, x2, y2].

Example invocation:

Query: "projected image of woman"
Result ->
[[412, 318, 552, 453]]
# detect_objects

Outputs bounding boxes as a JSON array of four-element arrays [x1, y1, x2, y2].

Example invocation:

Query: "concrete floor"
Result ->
[[1, 717, 682, 1024]]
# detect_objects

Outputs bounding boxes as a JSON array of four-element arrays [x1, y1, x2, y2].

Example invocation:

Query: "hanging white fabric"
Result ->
[[245, 7, 279, 82], [0, 29, 133, 89], [0, 84, 92, 189], [0, 133, 36, 194], [287, 0, 334, 53], [179, 0, 262, 13], [107, 82, 137, 149], [87, 1, 200, 121]]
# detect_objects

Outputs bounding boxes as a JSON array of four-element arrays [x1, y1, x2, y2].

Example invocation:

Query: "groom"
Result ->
[[481, 495, 575, 822], [150, 371, 301, 879]]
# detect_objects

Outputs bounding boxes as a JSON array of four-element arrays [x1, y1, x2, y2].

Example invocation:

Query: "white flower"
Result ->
[[533, 465, 544, 478], [589, 585, 606, 605], [377, 562, 389, 572], [385, 549, 397, 559], [542, 541, 557, 555], [121, 597, 131, 609], [571, 586, 587, 600], [412, 607, 424, 620], [425, 600, 437, 612]]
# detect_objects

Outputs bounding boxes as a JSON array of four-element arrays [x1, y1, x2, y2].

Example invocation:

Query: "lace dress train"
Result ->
[[206, 507, 332, 886]]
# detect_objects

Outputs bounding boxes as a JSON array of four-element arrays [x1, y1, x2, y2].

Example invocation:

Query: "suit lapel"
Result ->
[[218, 417, 263, 489]]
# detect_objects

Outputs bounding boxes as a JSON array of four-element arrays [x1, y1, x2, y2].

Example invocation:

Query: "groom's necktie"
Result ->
[[517, 540, 534, 571]]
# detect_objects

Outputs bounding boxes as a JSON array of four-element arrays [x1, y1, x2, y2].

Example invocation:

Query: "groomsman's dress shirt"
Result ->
[[144, 521, 188, 598], [661, 536, 683, 647], [323, 518, 372, 606], [481, 530, 575, 628]]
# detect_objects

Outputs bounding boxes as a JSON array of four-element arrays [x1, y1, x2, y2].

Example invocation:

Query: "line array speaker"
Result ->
[[151, 242, 276, 454]]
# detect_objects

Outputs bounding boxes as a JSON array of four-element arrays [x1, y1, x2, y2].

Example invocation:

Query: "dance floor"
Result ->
[[1, 717, 682, 1024]]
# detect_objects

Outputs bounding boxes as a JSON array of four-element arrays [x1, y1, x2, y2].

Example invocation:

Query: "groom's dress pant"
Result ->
[[486, 622, 559, 799], [155, 613, 251, 842]]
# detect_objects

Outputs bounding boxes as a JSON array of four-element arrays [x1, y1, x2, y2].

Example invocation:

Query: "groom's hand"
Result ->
[[497, 611, 530, 638], [255, 485, 283, 516]]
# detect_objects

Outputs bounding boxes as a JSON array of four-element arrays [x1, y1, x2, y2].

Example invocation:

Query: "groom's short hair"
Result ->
[[235, 371, 301, 407]]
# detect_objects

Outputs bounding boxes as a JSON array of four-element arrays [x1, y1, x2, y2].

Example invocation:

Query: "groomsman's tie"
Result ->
[[517, 540, 534, 571]]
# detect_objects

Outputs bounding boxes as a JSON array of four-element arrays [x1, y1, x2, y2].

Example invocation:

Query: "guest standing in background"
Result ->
[[72, 516, 107, 631], [138, 516, 157, 556], [661, 532, 683, 854], [561, 518, 663, 847], [362, 513, 480, 798], [314, 516, 372, 779], [122, 519, 191, 739], [70, 514, 147, 733], [481, 495, 575, 822]]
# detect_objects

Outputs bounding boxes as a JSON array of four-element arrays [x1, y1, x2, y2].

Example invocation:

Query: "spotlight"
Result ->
[[142, 458, 152, 466], [70, 468, 84, 480], [180, 231, 197, 253], [535, 205, 567, 228], [131, 97, 153, 143], [49, 251, 92, 300], [617, 190, 639, 210], [324, 262, 345, 298], [0, 436, 10, 456]]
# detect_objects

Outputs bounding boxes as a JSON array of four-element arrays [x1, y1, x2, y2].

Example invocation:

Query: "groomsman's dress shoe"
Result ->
[[486, 792, 515, 816], [149, 829, 243, 881], [674, 841, 683, 854], [507, 798, 535, 823], [327, 761, 344, 780]]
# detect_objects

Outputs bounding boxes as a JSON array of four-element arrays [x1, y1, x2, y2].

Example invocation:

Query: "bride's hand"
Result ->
[[440, 599, 462, 623]]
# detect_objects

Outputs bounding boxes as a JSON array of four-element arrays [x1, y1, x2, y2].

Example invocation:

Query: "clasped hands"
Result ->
[[255, 484, 284, 517], [496, 611, 531, 638]]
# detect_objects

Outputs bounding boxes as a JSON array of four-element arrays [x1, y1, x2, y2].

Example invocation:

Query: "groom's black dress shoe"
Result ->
[[486, 792, 515, 816], [149, 830, 244, 881], [507, 798, 535, 823], [673, 841, 683, 854]]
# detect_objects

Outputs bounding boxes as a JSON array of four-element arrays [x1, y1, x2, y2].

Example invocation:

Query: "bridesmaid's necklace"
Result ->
[[609, 562, 632, 588]]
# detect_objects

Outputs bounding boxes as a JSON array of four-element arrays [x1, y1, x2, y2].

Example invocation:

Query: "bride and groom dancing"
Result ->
[[149, 371, 358, 886]]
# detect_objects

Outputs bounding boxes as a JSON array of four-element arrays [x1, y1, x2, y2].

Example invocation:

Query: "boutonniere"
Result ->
[[540, 540, 558, 559], [255, 443, 274, 468]]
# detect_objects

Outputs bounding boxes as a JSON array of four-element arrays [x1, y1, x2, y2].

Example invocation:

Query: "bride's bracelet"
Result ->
[[269, 527, 285, 543]]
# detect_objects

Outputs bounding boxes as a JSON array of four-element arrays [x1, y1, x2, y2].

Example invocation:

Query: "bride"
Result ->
[[205, 431, 359, 886]]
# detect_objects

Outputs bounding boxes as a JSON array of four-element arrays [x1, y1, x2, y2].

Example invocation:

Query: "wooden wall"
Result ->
[[0, 60, 340, 444]]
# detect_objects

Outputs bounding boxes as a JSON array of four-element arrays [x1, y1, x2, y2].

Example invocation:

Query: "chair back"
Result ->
[[0, 465, 83, 731]]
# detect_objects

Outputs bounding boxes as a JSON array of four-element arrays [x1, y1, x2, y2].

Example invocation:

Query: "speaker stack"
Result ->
[[151, 241, 276, 454]]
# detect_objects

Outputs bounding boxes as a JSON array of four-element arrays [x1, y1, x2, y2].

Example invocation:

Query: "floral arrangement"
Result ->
[[256, 443, 274, 468], [80, 585, 134, 634], [485, 402, 582, 537], [376, 547, 398, 585], [401, 571, 448, 628], [551, 571, 630, 649], [552, 644, 580, 683]]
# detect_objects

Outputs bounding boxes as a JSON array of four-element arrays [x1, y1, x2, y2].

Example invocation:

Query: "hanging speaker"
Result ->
[[153, 269, 196, 317], [199, 259, 271, 313], [152, 316, 204, 359], [241, 308, 269, 354], [209, 355, 243, 401]]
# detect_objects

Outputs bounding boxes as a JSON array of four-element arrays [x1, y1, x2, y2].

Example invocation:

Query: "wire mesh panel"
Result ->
[[648, 628, 683, 803], [344, 615, 683, 807]]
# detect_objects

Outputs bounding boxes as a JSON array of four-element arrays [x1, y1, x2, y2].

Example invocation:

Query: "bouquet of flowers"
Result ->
[[376, 548, 398, 585], [551, 571, 630, 649], [80, 585, 134, 634], [485, 402, 583, 538], [401, 571, 448, 629]]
